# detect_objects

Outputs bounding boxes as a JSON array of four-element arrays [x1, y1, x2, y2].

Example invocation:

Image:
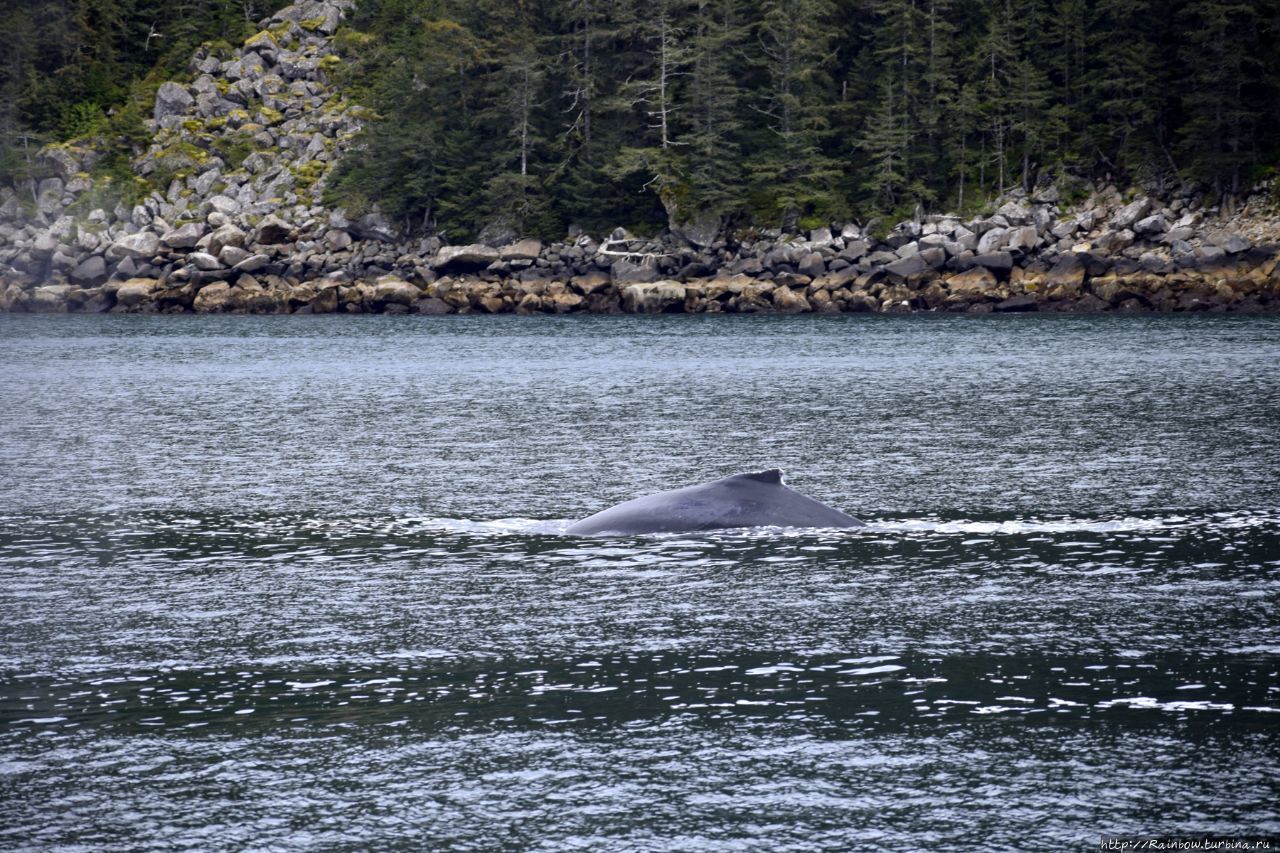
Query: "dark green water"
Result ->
[[1, 314, 1278, 850]]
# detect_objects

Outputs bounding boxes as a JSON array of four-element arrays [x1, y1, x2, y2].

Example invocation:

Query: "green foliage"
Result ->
[[6, 0, 1280, 231]]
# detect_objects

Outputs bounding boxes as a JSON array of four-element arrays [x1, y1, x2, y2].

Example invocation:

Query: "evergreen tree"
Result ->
[[747, 0, 843, 228], [1176, 0, 1266, 197]]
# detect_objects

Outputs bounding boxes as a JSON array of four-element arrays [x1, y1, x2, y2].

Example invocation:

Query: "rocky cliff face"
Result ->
[[0, 0, 1277, 315]]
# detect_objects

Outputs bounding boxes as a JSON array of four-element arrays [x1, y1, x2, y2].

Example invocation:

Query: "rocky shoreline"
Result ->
[[1, 0, 1277, 316]]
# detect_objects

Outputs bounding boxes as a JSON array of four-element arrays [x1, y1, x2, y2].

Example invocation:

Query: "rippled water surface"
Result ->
[[2, 314, 1278, 850]]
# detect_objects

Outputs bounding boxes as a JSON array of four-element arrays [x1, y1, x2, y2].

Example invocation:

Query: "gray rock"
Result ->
[[798, 251, 826, 278], [218, 245, 252, 268], [206, 195, 240, 216], [920, 247, 947, 269], [972, 251, 1014, 272], [278, 54, 318, 81], [840, 240, 870, 261], [621, 280, 685, 312], [1220, 234, 1251, 254], [977, 227, 1007, 255], [672, 219, 720, 248], [192, 169, 223, 198], [371, 276, 421, 306], [115, 278, 157, 307], [36, 178, 64, 215], [107, 232, 160, 261], [153, 81, 194, 125], [1109, 197, 1151, 229], [1162, 226, 1195, 243], [808, 227, 835, 247], [1095, 229, 1134, 255], [36, 146, 82, 182], [1051, 220, 1078, 239], [33, 232, 60, 255], [994, 294, 1038, 312], [323, 229, 352, 251], [434, 244, 500, 270], [208, 224, 247, 256], [29, 285, 73, 313], [233, 253, 270, 274], [895, 241, 920, 258], [70, 255, 107, 284], [1133, 214, 1168, 236], [1005, 225, 1038, 252], [996, 200, 1031, 224], [611, 256, 661, 284], [189, 252, 222, 271], [254, 214, 293, 245], [351, 212, 398, 242], [885, 254, 929, 280], [161, 222, 205, 249], [500, 239, 542, 261]]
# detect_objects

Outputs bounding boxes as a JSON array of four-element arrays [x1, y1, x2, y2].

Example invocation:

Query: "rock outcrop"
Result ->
[[1, 0, 1278, 316]]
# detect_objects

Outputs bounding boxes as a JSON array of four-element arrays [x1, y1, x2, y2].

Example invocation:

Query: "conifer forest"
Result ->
[[2, 0, 1278, 238]]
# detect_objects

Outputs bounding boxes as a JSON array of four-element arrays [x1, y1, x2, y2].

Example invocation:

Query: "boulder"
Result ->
[[1044, 253, 1086, 296], [546, 291, 584, 313], [232, 254, 270, 274], [433, 244, 499, 270], [206, 195, 240, 216], [29, 285, 73, 313], [161, 222, 205, 249], [920, 247, 947, 269], [1220, 234, 1252, 254], [36, 178, 64, 215], [1005, 225, 1038, 252], [611, 256, 660, 284], [1109, 197, 1151, 229], [200, 280, 240, 312], [189, 252, 222, 271], [115, 278, 158, 308], [254, 214, 293, 245], [1133, 214, 1168, 236], [571, 271, 611, 295], [351, 211, 398, 242], [946, 267, 997, 299], [208, 224, 247, 256], [994, 294, 1038, 312], [107, 232, 160, 261], [372, 276, 421, 306], [797, 251, 826, 278], [621, 280, 686, 313], [1094, 229, 1134, 255], [153, 81, 194, 124], [771, 286, 811, 313], [672, 218, 720, 248], [972, 251, 1014, 272], [499, 239, 542, 261], [323, 229, 352, 251], [977, 227, 1007, 254], [70, 255, 107, 285], [218, 245, 252, 268], [840, 240, 870, 261], [885, 253, 929, 281]]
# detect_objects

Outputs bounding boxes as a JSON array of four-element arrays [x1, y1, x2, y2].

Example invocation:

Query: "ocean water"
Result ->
[[1, 313, 1278, 850]]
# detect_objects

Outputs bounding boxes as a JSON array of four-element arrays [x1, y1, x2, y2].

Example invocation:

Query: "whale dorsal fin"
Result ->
[[732, 468, 785, 485]]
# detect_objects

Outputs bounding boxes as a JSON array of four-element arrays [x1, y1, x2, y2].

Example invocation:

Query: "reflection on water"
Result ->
[[1, 314, 1279, 849]]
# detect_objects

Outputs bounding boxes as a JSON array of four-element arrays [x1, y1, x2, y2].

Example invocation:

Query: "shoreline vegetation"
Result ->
[[2, 0, 1278, 315]]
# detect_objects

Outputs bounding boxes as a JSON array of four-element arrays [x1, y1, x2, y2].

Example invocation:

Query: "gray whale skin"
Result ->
[[566, 469, 864, 535]]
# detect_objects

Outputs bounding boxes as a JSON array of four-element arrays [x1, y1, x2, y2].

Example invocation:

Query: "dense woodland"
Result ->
[[3, 0, 1279, 239]]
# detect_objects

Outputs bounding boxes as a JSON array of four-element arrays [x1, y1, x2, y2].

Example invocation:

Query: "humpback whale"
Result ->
[[566, 469, 864, 535]]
